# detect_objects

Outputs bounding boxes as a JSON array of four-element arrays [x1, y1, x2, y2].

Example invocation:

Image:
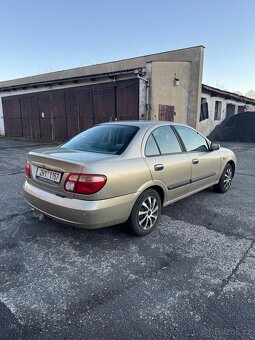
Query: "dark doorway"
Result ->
[[226, 104, 235, 119]]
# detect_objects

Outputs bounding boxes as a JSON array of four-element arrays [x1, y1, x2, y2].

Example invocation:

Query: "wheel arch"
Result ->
[[135, 181, 166, 207], [148, 185, 165, 206], [228, 160, 236, 177]]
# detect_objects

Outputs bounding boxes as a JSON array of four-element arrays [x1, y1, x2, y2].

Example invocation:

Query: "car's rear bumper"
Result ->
[[23, 180, 136, 229]]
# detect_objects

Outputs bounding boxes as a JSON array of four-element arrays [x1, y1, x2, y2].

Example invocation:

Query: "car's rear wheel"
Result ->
[[213, 163, 233, 193], [129, 189, 162, 236]]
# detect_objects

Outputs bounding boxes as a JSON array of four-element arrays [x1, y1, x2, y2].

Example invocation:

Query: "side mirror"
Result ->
[[211, 142, 220, 151]]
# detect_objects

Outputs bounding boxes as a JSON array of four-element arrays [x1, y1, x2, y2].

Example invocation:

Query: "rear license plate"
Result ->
[[36, 167, 62, 183]]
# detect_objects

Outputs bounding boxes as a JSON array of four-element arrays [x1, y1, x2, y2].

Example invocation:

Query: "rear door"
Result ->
[[143, 126, 191, 203], [174, 125, 221, 192]]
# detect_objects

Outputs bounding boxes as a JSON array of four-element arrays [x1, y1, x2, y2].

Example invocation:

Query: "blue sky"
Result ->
[[0, 0, 254, 94]]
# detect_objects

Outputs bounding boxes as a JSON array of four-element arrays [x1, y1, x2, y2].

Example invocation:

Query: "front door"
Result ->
[[188, 151, 221, 191], [174, 125, 221, 192]]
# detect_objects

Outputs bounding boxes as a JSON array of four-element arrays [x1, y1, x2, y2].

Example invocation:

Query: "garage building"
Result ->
[[1, 45, 254, 141], [199, 85, 255, 136], [0, 46, 204, 140]]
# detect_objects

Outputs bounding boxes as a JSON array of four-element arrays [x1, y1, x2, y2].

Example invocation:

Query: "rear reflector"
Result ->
[[64, 173, 107, 195], [25, 160, 31, 179]]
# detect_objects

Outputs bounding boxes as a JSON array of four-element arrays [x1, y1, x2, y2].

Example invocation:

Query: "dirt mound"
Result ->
[[208, 111, 255, 142]]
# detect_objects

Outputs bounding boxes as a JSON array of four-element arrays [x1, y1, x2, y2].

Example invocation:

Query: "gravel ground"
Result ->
[[0, 138, 254, 340]]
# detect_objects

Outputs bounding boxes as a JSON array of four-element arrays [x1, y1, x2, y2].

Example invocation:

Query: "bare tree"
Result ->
[[216, 82, 228, 91], [233, 90, 243, 95], [245, 90, 255, 99]]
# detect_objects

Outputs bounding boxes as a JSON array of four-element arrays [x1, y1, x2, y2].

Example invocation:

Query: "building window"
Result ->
[[238, 105, 245, 113], [214, 101, 222, 120], [200, 97, 209, 121]]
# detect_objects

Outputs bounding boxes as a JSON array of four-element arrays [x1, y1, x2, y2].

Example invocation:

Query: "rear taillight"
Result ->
[[25, 160, 31, 179], [64, 173, 107, 195]]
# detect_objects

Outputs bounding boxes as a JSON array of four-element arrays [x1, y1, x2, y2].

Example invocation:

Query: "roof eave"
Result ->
[[0, 69, 137, 92], [202, 84, 255, 104]]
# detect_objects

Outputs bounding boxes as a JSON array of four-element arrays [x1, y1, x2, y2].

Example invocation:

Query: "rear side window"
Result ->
[[145, 126, 182, 156], [62, 125, 139, 154], [145, 135, 160, 156], [175, 125, 209, 152]]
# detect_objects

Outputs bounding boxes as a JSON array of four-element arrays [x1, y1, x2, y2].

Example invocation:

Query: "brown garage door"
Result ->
[[2, 97, 22, 137], [65, 89, 80, 139], [93, 85, 115, 124], [116, 79, 139, 120], [2, 78, 139, 140], [38, 94, 52, 140]]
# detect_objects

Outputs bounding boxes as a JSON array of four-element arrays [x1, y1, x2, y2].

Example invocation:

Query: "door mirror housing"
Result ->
[[211, 142, 220, 151]]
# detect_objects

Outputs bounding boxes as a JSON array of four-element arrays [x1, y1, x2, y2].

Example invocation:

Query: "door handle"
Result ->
[[192, 159, 199, 165], [154, 164, 164, 171]]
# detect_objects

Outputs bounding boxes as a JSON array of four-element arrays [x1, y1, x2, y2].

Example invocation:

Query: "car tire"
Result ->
[[129, 189, 162, 236], [213, 163, 233, 193]]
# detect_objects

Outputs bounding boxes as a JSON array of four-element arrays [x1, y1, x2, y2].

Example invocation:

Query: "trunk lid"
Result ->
[[27, 146, 115, 198]]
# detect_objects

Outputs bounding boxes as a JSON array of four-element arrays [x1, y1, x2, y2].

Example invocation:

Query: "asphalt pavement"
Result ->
[[0, 138, 254, 339]]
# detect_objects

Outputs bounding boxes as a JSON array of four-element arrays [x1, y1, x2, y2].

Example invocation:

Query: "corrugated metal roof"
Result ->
[[0, 69, 137, 91]]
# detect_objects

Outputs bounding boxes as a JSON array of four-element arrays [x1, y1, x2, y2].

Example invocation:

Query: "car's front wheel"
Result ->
[[214, 163, 233, 193], [129, 189, 162, 236]]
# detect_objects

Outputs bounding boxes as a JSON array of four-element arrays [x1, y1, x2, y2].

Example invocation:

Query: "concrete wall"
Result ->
[[0, 46, 204, 130], [197, 92, 246, 136], [138, 78, 147, 120], [150, 61, 191, 124], [189, 47, 204, 128], [0, 46, 204, 89]]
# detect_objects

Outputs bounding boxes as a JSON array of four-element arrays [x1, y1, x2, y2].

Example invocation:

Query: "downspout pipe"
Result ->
[[136, 75, 150, 120]]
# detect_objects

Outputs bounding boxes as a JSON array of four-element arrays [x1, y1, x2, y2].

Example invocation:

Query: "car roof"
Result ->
[[102, 120, 172, 126], [99, 121, 209, 141], [101, 120, 180, 128], [100, 120, 190, 131]]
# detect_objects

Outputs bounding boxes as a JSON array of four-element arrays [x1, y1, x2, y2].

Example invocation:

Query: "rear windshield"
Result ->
[[61, 124, 139, 155]]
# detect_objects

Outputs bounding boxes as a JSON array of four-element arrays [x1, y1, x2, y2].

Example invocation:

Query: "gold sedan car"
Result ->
[[24, 121, 236, 236]]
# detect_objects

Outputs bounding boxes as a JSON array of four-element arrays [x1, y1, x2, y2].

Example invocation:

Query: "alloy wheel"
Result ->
[[138, 196, 159, 230], [224, 167, 232, 189]]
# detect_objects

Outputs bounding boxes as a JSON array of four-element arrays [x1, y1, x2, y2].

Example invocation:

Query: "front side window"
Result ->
[[145, 126, 182, 156], [175, 126, 209, 152], [62, 124, 139, 155]]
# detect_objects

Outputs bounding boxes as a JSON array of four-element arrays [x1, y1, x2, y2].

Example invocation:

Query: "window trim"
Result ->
[[144, 125, 184, 157], [170, 125, 187, 152]]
